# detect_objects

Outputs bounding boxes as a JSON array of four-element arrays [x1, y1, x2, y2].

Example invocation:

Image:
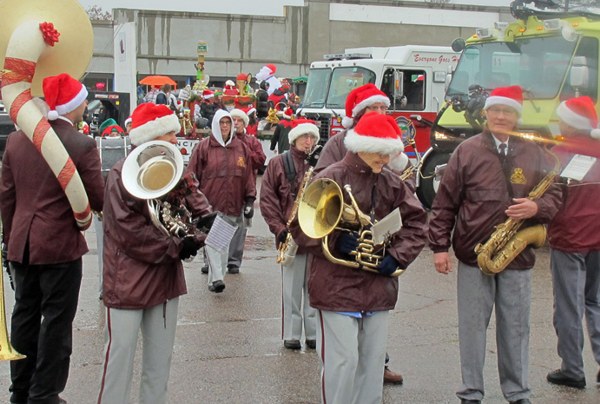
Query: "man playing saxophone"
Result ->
[[429, 86, 561, 404], [292, 113, 427, 404], [259, 119, 320, 350]]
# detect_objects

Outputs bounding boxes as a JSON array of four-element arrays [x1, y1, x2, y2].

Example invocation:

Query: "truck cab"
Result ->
[[297, 46, 459, 165], [421, 2, 600, 208]]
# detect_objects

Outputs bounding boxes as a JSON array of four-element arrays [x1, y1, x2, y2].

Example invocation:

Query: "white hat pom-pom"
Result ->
[[591, 128, 600, 139], [47, 110, 59, 120], [342, 116, 353, 129]]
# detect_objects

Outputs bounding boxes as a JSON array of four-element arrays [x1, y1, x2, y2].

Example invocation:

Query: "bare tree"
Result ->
[[86, 5, 113, 21]]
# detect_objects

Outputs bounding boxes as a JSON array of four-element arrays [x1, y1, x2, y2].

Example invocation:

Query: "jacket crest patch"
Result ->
[[237, 156, 246, 168], [510, 167, 526, 184]]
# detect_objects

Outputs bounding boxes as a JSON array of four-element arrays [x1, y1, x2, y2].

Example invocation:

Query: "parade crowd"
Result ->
[[1, 64, 600, 404]]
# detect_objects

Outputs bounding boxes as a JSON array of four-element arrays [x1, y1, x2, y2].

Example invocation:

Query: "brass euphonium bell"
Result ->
[[122, 140, 188, 237], [298, 178, 404, 277]]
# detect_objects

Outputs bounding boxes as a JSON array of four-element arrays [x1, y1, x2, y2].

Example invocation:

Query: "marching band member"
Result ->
[[186, 109, 256, 293], [314, 83, 409, 384], [292, 112, 427, 403], [546, 96, 600, 389], [429, 86, 561, 404], [1, 73, 105, 404], [227, 109, 266, 274], [260, 119, 320, 350], [97, 104, 211, 403]]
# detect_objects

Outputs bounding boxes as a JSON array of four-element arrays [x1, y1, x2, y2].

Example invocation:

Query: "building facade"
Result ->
[[85, 0, 511, 90]]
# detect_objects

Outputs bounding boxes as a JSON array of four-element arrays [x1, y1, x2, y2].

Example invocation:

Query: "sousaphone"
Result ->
[[0, 0, 94, 229]]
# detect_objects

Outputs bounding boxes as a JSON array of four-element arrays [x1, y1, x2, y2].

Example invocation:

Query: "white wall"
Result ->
[[330, 3, 500, 28]]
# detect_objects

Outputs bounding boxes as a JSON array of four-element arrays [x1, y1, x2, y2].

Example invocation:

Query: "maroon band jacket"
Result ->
[[0, 120, 104, 264], [429, 131, 561, 268], [291, 152, 428, 312], [260, 146, 310, 252], [101, 159, 212, 309]]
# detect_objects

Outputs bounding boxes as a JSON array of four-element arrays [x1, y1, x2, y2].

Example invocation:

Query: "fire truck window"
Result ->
[[381, 69, 402, 109], [561, 37, 598, 101], [403, 71, 426, 111]]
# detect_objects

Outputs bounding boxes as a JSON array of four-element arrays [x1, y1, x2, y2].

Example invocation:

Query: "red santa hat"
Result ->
[[128, 103, 181, 146], [230, 108, 249, 127], [342, 84, 390, 128], [202, 89, 214, 99], [278, 107, 294, 120], [344, 112, 404, 155], [483, 85, 523, 116], [288, 119, 320, 145], [225, 80, 235, 88], [556, 96, 600, 139], [42, 73, 88, 120]]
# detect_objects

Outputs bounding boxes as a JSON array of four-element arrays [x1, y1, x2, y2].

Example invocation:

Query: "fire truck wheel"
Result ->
[[416, 151, 450, 209]]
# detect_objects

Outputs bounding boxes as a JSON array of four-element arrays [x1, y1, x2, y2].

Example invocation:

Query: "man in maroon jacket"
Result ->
[[292, 113, 427, 403], [1, 73, 104, 404], [546, 96, 600, 389], [429, 86, 561, 404], [98, 103, 210, 404], [187, 109, 256, 292], [260, 119, 320, 350], [229, 108, 266, 273]]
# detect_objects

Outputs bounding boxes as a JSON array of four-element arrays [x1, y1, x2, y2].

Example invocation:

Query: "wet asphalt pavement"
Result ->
[[1, 178, 599, 403]]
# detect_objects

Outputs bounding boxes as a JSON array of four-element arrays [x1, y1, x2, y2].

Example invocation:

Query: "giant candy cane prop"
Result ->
[[1, 20, 92, 230]]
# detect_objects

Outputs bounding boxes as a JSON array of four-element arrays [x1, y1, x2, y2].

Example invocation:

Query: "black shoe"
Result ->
[[546, 369, 586, 389], [208, 280, 225, 293], [227, 265, 239, 274], [460, 400, 481, 404], [509, 399, 531, 404], [284, 339, 301, 350], [201, 265, 208, 274], [597, 368, 600, 383], [305, 339, 316, 349]]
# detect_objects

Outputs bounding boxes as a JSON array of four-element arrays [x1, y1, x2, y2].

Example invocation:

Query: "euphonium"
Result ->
[[122, 140, 194, 238], [475, 164, 558, 276], [277, 167, 314, 266], [298, 178, 404, 277]]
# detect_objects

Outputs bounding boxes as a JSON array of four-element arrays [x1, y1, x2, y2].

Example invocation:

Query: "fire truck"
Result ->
[[422, 0, 600, 207], [296, 45, 459, 191]]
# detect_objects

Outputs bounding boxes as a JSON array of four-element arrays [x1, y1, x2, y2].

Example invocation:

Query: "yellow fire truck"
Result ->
[[419, 0, 600, 207]]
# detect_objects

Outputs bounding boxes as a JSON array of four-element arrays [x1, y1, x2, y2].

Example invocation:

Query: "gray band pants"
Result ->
[[316, 310, 388, 404], [97, 299, 179, 404], [456, 262, 531, 402], [550, 248, 600, 379], [281, 253, 316, 341]]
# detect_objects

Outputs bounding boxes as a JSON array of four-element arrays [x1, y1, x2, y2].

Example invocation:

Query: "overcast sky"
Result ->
[[78, 0, 513, 16]]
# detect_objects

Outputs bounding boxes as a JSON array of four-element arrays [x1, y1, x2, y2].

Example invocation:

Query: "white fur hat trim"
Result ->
[[129, 113, 181, 146], [344, 129, 404, 155], [288, 123, 320, 144]]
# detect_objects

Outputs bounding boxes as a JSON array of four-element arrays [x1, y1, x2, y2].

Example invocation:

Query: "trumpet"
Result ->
[[298, 178, 404, 277], [1, 234, 25, 361]]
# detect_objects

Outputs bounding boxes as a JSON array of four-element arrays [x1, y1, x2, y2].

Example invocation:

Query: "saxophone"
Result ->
[[474, 166, 558, 276], [276, 166, 315, 266]]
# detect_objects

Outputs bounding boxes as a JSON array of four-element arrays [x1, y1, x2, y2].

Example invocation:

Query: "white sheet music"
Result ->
[[205, 214, 238, 252], [561, 154, 596, 181], [371, 208, 402, 246]]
